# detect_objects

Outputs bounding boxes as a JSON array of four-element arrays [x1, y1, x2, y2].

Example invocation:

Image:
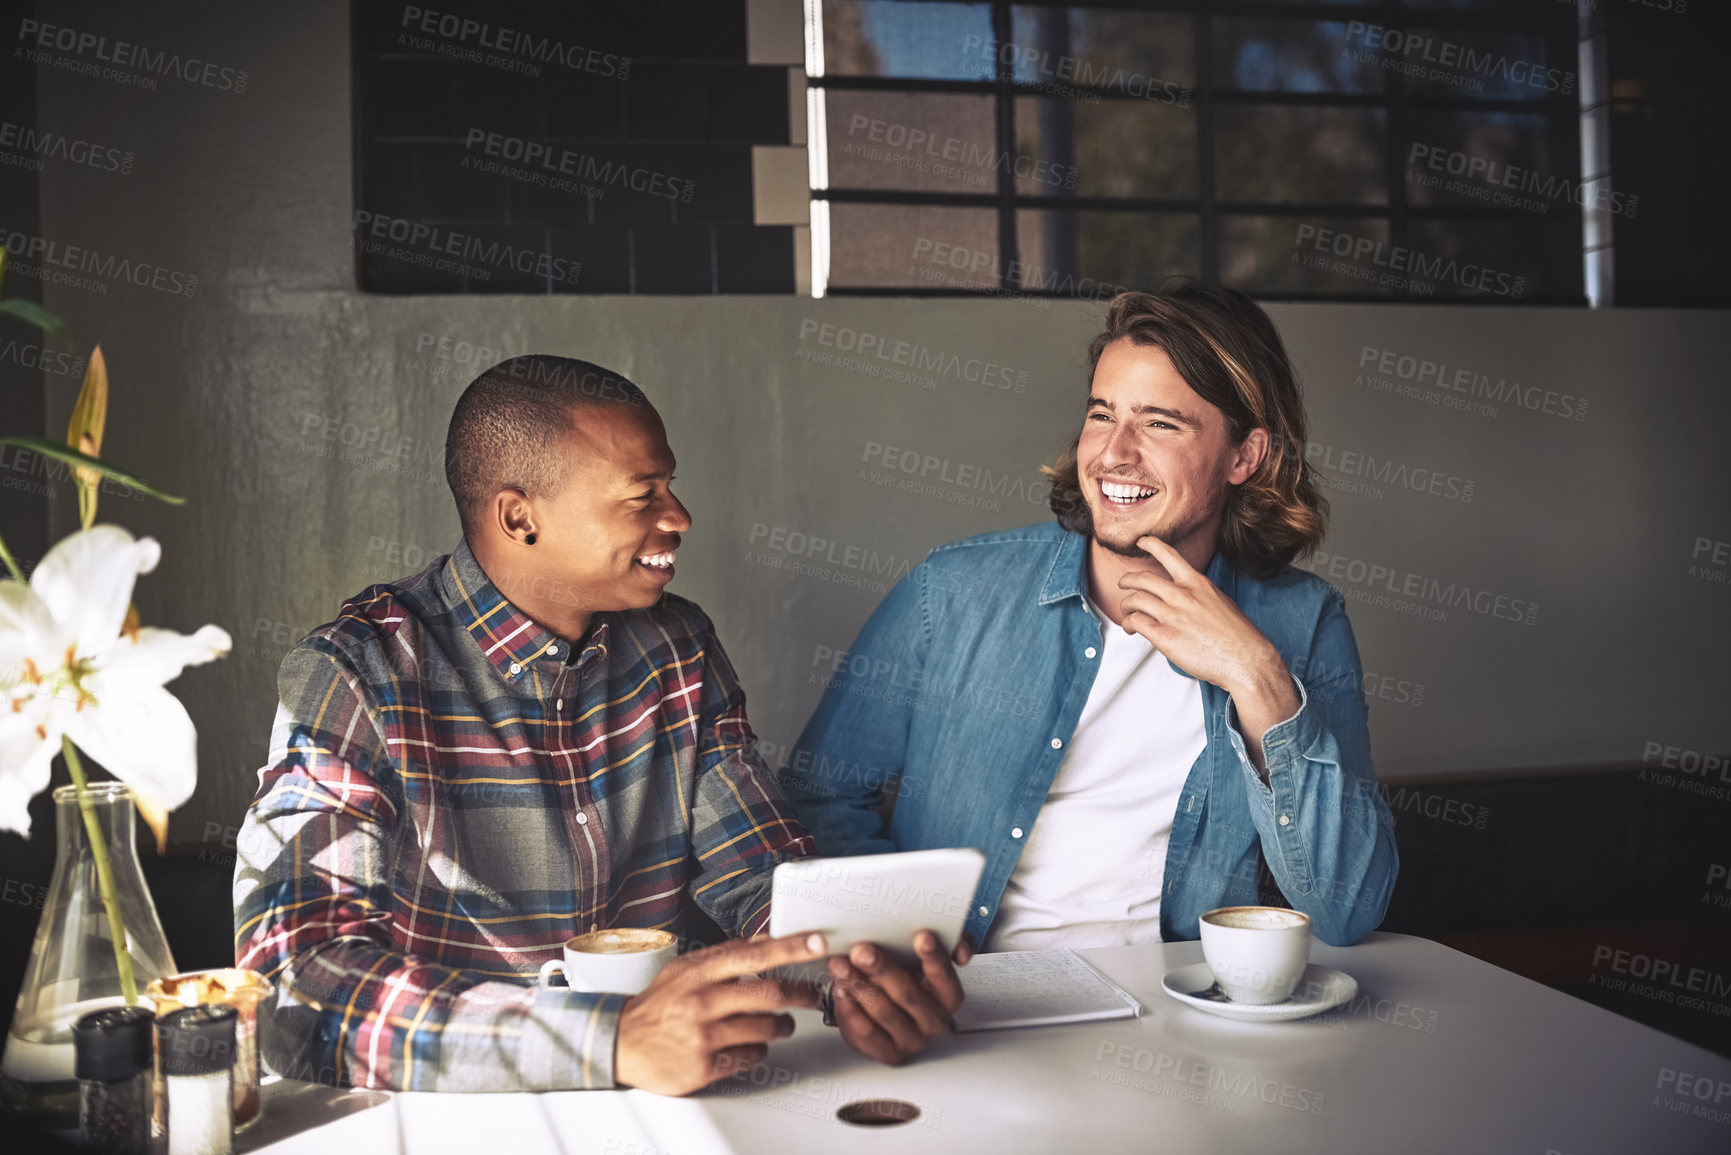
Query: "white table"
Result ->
[[241, 933, 1731, 1154]]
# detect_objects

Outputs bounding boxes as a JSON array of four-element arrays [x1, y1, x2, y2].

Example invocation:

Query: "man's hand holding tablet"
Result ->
[[826, 926, 970, 1065], [770, 849, 987, 1065]]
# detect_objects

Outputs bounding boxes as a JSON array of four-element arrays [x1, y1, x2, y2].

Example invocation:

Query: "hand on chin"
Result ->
[[1093, 520, 1161, 560]]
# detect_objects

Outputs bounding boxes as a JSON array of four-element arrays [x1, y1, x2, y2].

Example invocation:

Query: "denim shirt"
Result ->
[[783, 521, 1398, 948]]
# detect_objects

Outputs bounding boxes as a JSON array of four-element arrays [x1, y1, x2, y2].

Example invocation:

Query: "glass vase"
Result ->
[[0, 783, 178, 1128]]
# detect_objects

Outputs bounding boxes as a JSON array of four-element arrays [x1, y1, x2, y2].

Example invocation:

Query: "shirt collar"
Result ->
[[1037, 528, 1090, 606], [1037, 525, 1238, 607], [442, 537, 602, 682]]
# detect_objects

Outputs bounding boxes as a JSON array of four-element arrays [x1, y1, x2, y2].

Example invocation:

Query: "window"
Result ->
[[805, 0, 1587, 303]]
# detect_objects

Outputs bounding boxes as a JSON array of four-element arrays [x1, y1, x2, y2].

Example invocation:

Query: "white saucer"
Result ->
[[1161, 962, 1357, 1023]]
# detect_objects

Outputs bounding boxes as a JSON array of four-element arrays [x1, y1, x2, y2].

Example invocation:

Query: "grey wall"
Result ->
[[25, 1, 1731, 851]]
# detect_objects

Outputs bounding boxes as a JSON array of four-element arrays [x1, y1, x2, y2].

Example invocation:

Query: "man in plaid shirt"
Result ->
[[234, 356, 963, 1095]]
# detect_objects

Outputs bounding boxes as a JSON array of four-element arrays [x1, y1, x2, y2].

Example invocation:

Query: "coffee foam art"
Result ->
[[540, 929, 678, 994], [1206, 909, 1309, 931], [569, 928, 677, 955]]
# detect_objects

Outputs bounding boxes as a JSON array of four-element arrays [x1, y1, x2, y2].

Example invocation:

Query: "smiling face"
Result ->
[[1076, 337, 1265, 564], [521, 402, 691, 614]]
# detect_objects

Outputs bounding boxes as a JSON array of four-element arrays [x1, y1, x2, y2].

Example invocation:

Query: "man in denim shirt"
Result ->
[[785, 284, 1397, 969]]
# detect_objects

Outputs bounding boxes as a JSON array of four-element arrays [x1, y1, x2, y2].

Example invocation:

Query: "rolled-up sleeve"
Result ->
[[1221, 594, 1399, 946]]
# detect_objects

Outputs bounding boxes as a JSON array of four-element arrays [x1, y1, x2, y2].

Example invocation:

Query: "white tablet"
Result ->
[[769, 848, 986, 969]]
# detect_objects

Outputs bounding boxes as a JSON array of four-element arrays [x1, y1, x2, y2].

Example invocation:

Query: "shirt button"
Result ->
[[555, 701, 564, 712], [1050, 738, 1063, 749], [508, 662, 521, 675], [1279, 813, 1291, 827], [1085, 647, 1097, 659], [977, 905, 989, 917], [1011, 827, 1023, 839], [576, 813, 589, 825]]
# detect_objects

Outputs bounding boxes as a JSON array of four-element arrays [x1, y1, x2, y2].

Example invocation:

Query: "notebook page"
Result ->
[[953, 949, 1143, 1032]]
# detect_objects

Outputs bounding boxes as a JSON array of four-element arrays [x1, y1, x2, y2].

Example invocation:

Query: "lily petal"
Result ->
[[133, 789, 171, 858], [62, 678, 197, 813], [0, 710, 58, 836], [0, 580, 60, 673], [94, 625, 233, 685], [30, 527, 160, 660]]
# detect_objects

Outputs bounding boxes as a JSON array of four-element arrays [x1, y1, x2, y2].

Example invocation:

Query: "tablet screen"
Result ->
[[769, 847, 987, 968]]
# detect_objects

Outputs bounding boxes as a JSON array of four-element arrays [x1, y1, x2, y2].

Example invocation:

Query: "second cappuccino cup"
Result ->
[[537, 928, 677, 994], [1198, 906, 1312, 1005]]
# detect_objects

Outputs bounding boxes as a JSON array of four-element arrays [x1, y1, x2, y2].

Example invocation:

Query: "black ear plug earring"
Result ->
[[525, 533, 537, 546]]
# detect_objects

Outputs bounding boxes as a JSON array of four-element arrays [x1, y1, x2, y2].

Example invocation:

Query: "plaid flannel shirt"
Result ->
[[233, 538, 813, 1092]]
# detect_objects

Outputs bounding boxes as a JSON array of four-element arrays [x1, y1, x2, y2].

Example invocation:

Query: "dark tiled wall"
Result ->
[[354, 0, 794, 294]]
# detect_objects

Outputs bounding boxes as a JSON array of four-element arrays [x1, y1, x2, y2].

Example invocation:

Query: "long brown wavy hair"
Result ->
[[1043, 282, 1327, 578]]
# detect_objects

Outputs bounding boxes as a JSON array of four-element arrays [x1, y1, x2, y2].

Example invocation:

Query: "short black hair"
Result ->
[[445, 354, 649, 536]]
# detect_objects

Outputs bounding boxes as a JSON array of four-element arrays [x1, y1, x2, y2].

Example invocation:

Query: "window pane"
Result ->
[[1014, 97, 1198, 199], [828, 203, 999, 288], [1405, 218, 1579, 300], [1007, 7, 1195, 94], [1221, 215, 1395, 295], [1215, 19, 1386, 93], [1017, 211, 1200, 295], [821, 1, 995, 79], [1345, 25, 1569, 101], [823, 91, 998, 193], [1216, 106, 1387, 204], [1402, 111, 1567, 217]]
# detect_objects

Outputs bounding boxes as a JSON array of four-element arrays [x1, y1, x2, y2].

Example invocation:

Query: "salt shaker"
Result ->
[[73, 1005, 155, 1155], [157, 1004, 237, 1155]]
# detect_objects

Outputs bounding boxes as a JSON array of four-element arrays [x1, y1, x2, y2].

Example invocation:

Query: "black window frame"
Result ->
[[809, 0, 1586, 304]]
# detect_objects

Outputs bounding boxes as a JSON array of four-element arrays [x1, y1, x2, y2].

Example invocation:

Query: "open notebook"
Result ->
[[952, 949, 1143, 1032]]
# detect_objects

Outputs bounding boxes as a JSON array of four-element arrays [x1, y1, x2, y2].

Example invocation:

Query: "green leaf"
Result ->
[[0, 299, 77, 352], [0, 435, 184, 506], [0, 527, 22, 582]]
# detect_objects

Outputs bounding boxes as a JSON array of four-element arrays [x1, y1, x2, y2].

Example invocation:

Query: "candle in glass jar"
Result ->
[[146, 968, 269, 1133]]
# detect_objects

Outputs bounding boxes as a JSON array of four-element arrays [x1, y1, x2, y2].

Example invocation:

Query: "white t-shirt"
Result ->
[[984, 609, 1207, 952]]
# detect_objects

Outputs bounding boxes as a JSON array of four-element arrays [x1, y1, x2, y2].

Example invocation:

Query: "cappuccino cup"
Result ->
[[1198, 906, 1312, 1005], [537, 928, 677, 994]]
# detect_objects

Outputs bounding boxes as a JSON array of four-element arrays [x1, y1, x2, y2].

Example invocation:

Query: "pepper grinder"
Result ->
[[73, 1005, 155, 1155]]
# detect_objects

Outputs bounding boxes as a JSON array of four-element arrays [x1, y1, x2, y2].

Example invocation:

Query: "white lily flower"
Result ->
[[0, 525, 230, 836]]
